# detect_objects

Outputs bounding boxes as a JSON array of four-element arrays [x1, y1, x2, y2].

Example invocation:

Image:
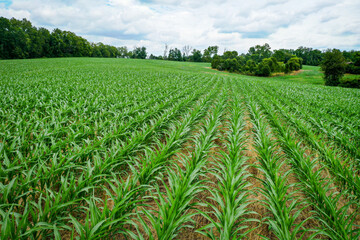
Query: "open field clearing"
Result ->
[[1, 58, 360, 239]]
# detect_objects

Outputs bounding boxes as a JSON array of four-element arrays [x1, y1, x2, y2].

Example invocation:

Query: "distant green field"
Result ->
[[1, 58, 360, 240]]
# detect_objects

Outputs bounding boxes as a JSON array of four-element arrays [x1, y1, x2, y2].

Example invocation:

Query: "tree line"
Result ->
[[0, 17, 147, 59]]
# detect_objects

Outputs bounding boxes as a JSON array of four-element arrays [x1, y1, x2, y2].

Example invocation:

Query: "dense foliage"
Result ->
[[0, 17, 145, 59], [345, 52, 360, 74], [321, 49, 346, 86], [339, 78, 360, 88], [211, 44, 303, 76]]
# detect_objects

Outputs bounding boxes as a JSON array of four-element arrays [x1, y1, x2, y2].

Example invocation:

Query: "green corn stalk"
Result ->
[[197, 97, 256, 240]]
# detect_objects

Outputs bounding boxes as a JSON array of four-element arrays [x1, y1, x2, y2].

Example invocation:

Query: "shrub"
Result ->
[[244, 60, 257, 73], [339, 78, 360, 89], [287, 57, 302, 71], [211, 55, 221, 69], [345, 64, 360, 74], [284, 63, 291, 74], [256, 62, 271, 77], [224, 58, 240, 72]]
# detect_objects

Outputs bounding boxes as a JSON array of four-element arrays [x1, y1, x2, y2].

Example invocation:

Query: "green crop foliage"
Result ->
[[1, 58, 360, 239]]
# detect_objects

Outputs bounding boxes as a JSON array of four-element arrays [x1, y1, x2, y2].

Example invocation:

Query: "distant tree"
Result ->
[[272, 50, 285, 62], [0, 17, 13, 59], [117, 46, 128, 58], [284, 63, 291, 74], [224, 58, 240, 72], [255, 61, 271, 77], [248, 43, 272, 63], [261, 57, 281, 73], [321, 49, 346, 86], [131, 46, 147, 59], [354, 52, 360, 66], [244, 60, 257, 74], [168, 48, 182, 61], [287, 57, 302, 71], [223, 50, 238, 59], [295, 46, 322, 66], [0, 17, 122, 59], [211, 55, 221, 69], [190, 49, 202, 62], [272, 49, 294, 63], [202, 45, 219, 62]]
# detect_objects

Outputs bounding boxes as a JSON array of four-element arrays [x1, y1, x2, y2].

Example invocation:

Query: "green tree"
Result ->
[[244, 60, 257, 74], [248, 43, 272, 63], [354, 52, 360, 66], [117, 46, 129, 58], [255, 61, 271, 77], [168, 48, 182, 61], [224, 58, 240, 72], [190, 49, 202, 62], [287, 57, 302, 71], [223, 50, 238, 59], [211, 55, 221, 69], [321, 49, 346, 86], [131, 46, 147, 59], [202, 45, 218, 62]]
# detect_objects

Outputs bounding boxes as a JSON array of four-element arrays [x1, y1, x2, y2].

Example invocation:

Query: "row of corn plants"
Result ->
[[0, 76, 213, 203], [64, 84, 222, 239], [259, 91, 360, 201], [247, 81, 360, 199], [246, 84, 360, 239], [259, 83, 360, 162], [248, 100, 309, 239], [197, 87, 255, 239], [136, 90, 226, 239], [1, 73, 208, 178], [0, 60, 220, 239], [0, 78, 212, 221]]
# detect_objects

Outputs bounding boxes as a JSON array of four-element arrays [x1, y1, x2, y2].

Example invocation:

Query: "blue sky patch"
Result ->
[[241, 31, 270, 39], [0, 0, 12, 8]]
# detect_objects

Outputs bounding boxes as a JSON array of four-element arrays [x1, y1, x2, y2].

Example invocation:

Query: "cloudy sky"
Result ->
[[1, 0, 359, 55]]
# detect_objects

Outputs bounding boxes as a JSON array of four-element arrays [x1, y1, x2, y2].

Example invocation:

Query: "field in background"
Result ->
[[1, 58, 360, 239]]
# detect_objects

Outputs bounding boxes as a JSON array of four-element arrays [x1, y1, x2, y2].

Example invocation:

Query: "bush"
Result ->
[[224, 58, 240, 72], [287, 57, 302, 71], [216, 60, 225, 71], [244, 60, 257, 73], [345, 64, 360, 74], [211, 55, 221, 69], [339, 78, 360, 89], [255, 62, 271, 77], [284, 63, 291, 74]]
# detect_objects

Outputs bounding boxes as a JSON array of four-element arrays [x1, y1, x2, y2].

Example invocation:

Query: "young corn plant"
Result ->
[[242, 82, 360, 202], [271, 97, 360, 200], [260, 83, 360, 168], [136, 97, 225, 240], [254, 96, 360, 240], [81, 90, 218, 239], [197, 101, 256, 239], [248, 102, 309, 240]]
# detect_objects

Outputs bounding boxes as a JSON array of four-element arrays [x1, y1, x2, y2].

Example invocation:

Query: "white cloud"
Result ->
[[1, 0, 359, 55]]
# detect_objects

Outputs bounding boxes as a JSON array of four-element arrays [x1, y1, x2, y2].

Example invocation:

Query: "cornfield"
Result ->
[[1, 58, 360, 239]]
